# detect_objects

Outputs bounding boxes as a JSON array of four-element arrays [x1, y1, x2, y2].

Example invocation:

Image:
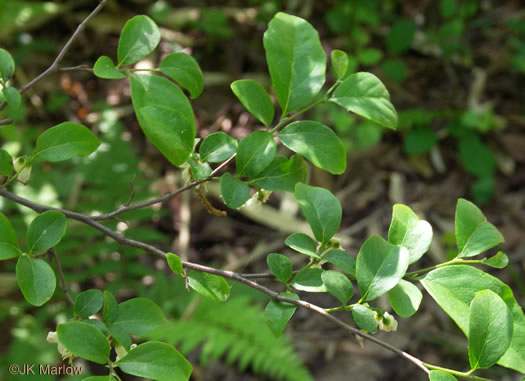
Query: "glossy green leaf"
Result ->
[[267, 253, 292, 282], [75, 289, 104, 319], [130, 74, 195, 166], [160, 52, 203, 99], [199, 132, 238, 163], [263, 12, 326, 115], [284, 233, 318, 258], [321, 270, 353, 304], [16, 255, 56, 306], [102, 290, 118, 324], [33, 122, 101, 162], [429, 370, 457, 381], [166, 252, 183, 275], [108, 324, 131, 350], [26, 211, 67, 254], [83, 319, 108, 335], [57, 321, 110, 364], [220, 172, 250, 209], [356, 236, 409, 302], [251, 155, 308, 192], [231, 80, 274, 126], [2, 87, 21, 116], [294, 183, 342, 243], [468, 290, 513, 370], [455, 198, 504, 258], [93, 56, 126, 79], [0, 149, 14, 176], [279, 121, 346, 175], [352, 304, 377, 333], [188, 157, 211, 180], [421, 265, 525, 373], [236, 131, 276, 177], [0, 211, 21, 260], [323, 250, 356, 276], [482, 251, 509, 269], [331, 49, 349, 80], [264, 292, 299, 337], [388, 204, 433, 264], [117, 341, 192, 381], [187, 271, 230, 302], [117, 15, 160, 66], [331, 72, 398, 129], [292, 268, 327, 292], [387, 279, 422, 317], [0, 48, 15, 82], [111, 298, 167, 336]]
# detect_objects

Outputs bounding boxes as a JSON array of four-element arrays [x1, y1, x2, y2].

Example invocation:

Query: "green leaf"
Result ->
[[0, 148, 14, 176], [387, 19, 416, 54], [420, 265, 525, 373], [0, 48, 15, 82], [357, 48, 383, 66], [482, 251, 509, 269], [75, 289, 104, 319], [102, 290, 118, 324], [267, 253, 292, 283], [26, 211, 67, 254], [292, 268, 328, 292], [166, 252, 183, 275], [455, 198, 504, 258], [323, 250, 356, 276], [57, 321, 110, 364], [199, 132, 238, 163], [403, 127, 438, 154], [108, 324, 131, 350], [387, 279, 422, 317], [111, 298, 167, 336], [440, 0, 458, 19], [459, 134, 496, 178], [187, 271, 230, 302], [331, 49, 349, 80], [220, 172, 250, 209], [351, 304, 377, 333], [117, 15, 160, 66], [231, 80, 274, 127], [388, 204, 433, 264], [356, 236, 409, 302], [294, 183, 342, 244], [236, 131, 276, 177], [279, 121, 346, 175], [160, 52, 204, 99], [117, 341, 192, 381], [284, 233, 318, 259], [264, 292, 299, 337], [0, 211, 21, 260], [468, 290, 513, 370], [263, 12, 326, 115], [251, 155, 308, 192], [16, 255, 56, 306], [382, 59, 408, 83], [130, 74, 196, 166], [331, 72, 398, 129], [321, 270, 353, 304], [188, 157, 211, 180], [429, 370, 457, 381], [2, 87, 21, 115], [93, 56, 126, 79], [33, 122, 100, 162]]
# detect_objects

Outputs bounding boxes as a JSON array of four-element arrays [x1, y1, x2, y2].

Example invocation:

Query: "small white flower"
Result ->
[[47, 331, 73, 360]]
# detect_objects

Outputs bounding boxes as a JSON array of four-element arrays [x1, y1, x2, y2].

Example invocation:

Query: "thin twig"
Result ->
[[58, 65, 94, 72], [49, 248, 74, 306]]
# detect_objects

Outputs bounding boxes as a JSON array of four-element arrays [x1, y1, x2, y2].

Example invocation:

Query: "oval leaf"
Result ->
[[57, 321, 110, 364], [231, 79, 274, 127], [331, 49, 349, 79], [187, 271, 230, 302], [482, 251, 509, 269], [251, 154, 308, 192], [429, 370, 458, 381], [199, 132, 238, 163], [284, 232, 318, 258], [102, 290, 118, 324], [93, 56, 126, 79], [33, 122, 101, 162], [468, 290, 513, 370], [0, 211, 21, 260], [75, 289, 104, 319], [111, 297, 167, 336], [330, 72, 398, 129], [323, 250, 356, 276], [294, 183, 342, 244], [0, 148, 14, 176], [26, 211, 67, 254], [321, 270, 353, 304], [236, 131, 276, 177], [16, 255, 56, 306], [292, 268, 327, 292], [263, 12, 326, 114], [2, 87, 21, 116], [279, 121, 346, 175], [160, 52, 204, 99], [166, 252, 183, 275], [0, 48, 15, 82], [267, 253, 292, 283], [356, 235, 409, 302], [117, 341, 192, 381], [220, 172, 250, 209], [352, 304, 378, 333], [263, 292, 299, 337], [387, 279, 422, 318], [117, 15, 160, 66], [188, 157, 211, 180]]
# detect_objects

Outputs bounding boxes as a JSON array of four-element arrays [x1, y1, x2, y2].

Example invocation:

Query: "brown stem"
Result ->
[[49, 248, 74, 306]]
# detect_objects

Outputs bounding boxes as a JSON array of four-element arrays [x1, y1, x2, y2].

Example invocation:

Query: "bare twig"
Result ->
[[58, 65, 94, 72], [49, 248, 74, 306]]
